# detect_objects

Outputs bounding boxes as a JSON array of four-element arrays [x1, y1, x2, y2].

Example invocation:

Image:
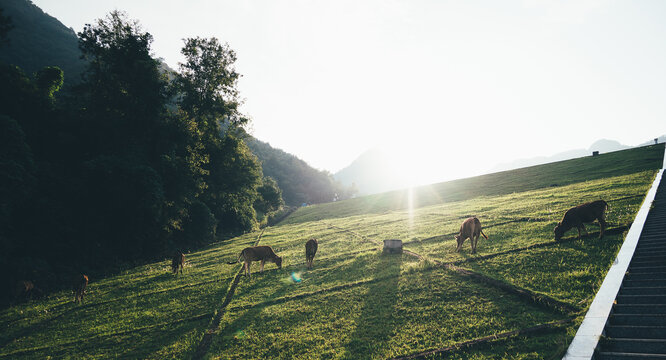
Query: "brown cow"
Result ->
[[228, 246, 282, 278], [14, 280, 35, 301], [455, 217, 488, 254], [305, 238, 318, 269], [73, 274, 88, 303], [171, 252, 185, 274], [554, 200, 609, 241]]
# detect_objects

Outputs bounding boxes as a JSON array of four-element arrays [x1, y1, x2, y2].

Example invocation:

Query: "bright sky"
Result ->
[[32, 0, 666, 184]]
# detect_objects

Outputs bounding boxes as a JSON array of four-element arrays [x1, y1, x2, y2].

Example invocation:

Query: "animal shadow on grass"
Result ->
[[343, 253, 403, 359]]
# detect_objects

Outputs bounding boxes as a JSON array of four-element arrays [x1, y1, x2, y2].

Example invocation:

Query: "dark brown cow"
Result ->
[[554, 200, 609, 241], [305, 238, 318, 269], [455, 217, 488, 254], [73, 274, 88, 303], [171, 252, 185, 274]]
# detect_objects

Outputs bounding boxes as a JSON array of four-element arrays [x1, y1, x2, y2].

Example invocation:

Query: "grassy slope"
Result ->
[[284, 144, 664, 224], [0, 144, 663, 359]]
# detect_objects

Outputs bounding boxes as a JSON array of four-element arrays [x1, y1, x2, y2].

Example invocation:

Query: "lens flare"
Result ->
[[290, 272, 302, 283]]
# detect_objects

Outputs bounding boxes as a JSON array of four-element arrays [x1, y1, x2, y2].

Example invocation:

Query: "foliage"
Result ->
[[77, 10, 168, 160], [0, 10, 266, 303], [34, 66, 63, 100], [203, 132, 263, 236], [176, 36, 243, 128], [254, 176, 284, 215]]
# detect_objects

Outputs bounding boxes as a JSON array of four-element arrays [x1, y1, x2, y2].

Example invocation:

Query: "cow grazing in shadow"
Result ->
[[73, 274, 88, 303], [305, 238, 318, 269], [455, 217, 488, 254], [171, 252, 185, 274], [555, 200, 609, 241], [13, 280, 41, 302]]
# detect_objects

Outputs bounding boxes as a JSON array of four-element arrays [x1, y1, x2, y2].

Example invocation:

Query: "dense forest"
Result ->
[[0, 5, 351, 305]]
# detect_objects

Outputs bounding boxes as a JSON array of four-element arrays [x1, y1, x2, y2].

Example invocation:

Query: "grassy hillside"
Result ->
[[285, 144, 664, 224], [1, 144, 663, 359]]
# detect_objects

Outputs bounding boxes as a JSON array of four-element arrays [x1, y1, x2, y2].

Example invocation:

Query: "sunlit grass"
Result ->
[[208, 265, 565, 360]]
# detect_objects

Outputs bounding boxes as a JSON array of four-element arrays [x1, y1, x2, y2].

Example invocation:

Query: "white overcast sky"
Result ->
[[32, 0, 666, 182]]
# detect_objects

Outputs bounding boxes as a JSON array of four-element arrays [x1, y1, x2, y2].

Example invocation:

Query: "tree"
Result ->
[[255, 176, 284, 214], [0, 10, 274, 304], [35, 66, 63, 101], [78, 10, 168, 160], [175, 37, 263, 235], [204, 131, 262, 236], [176, 36, 244, 135], [73, 11, 185, 261]]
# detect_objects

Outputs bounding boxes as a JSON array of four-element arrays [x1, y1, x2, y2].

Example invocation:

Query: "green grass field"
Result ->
[[1, 144, 663, 359]]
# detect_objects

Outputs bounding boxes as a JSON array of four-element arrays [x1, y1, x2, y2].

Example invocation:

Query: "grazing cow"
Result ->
[[171, 252, 185, 274], [455, 217, 488, 254], [14, 280, 35, 302], [73, 274, 88, 303], [228, 246, 282, 278], [554, 200, 609, 241], [305, 239, 318, 269]]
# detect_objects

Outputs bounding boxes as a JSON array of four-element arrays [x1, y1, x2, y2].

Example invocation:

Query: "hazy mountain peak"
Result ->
[[588, 139, 631, 153]]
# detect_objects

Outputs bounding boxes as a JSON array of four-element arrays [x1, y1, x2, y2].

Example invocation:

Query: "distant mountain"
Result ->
[[0, 0, 86, 86], [333, 148, 410, 196], [490, 139, 633, 173]]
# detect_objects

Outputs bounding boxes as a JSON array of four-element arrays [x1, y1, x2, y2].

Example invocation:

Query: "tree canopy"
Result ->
[[0, 11, 267, 304]]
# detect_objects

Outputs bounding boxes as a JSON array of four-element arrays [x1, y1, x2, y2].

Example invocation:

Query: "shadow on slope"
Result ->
[[343, 253, 402, 358]]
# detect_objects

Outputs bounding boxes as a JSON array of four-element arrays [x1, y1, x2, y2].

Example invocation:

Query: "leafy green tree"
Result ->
[[176, 37, 243, 133], [73, 11, 186, 260], [175, 37, 263, 235], [78, 10, 168, 160], [255, 176, 284, 214], [204, 132, 262, 236], [35, 66, 63, 101]]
